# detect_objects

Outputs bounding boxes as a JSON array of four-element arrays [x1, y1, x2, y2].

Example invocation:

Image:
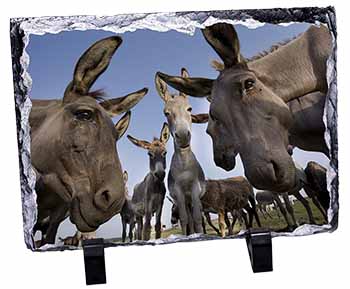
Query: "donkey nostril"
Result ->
[[101, 190, 110, 204], [175, 132, 180, 139]]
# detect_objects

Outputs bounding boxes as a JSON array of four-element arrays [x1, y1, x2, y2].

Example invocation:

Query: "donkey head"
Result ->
[[127, 123, 170, 181], [155, 68, 208, 150], [156, 24, 296, 192], [33, 36, 148, 232]]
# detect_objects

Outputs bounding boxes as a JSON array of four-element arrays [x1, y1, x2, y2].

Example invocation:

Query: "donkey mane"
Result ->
[[246, 36, 298, 62], [210, 35, 299, 71], [88, 89, 106, 101]]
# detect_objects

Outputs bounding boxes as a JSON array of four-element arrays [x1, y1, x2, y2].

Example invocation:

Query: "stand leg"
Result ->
[[82, 238, 106, 285], [245, 229, 273, 273]]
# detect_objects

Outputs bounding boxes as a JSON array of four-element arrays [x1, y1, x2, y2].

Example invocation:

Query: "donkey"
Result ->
[[202, 177, 261, 237], [156, 68, 208, 235], [157, 23, 331, 193], [256, 190, 281, 219], [127, 123, 170, 240], [256, 190, 299, 229], [303, 161, 329, 222], [169, 176, 261, 237], [120, 171, 137, 243], [31, 36, 148, 245]]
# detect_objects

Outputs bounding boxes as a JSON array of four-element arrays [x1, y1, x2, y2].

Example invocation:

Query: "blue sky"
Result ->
[[28, 23, 329, 240]]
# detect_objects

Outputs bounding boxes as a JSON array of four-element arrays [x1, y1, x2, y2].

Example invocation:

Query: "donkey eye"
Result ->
[[187, 107, 192, 112], [162, 151, 167, 157], [244, 79, 255, 90], [75, 109, 93, 121], [164, 111, 170, 117], [148, 152, 155, 158]]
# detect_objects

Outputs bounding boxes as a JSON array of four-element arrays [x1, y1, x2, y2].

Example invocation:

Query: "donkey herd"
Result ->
[[30, 22, 332, 247]]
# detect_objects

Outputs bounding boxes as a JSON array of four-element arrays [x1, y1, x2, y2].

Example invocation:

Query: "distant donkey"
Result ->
[[120, 171, 136, 243], [256, 190, 281, 219], [127, 123, 170, 240], [169, 176, 261, 237], [156, 68, 208, 235], [203, 177, 261, 236]]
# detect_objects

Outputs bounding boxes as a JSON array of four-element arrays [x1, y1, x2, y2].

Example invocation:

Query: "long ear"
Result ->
[[202, 23, 241, 68], [155, 73, 172, 102], [181, 67, 190, 78], [160, 123, 170, 144], [64, 36, 122, 102], [100, 87, 148, 117], [115, 111, 131, 140], [156, 72, 213, 98], [179, 68, 190, 97], [123, 171, 128, 183], [191, 113, 209, 124], [127, 135, 151, 150]]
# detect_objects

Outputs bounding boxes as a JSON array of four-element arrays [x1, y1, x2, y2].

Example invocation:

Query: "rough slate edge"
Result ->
[[9, 6, 337, 252]]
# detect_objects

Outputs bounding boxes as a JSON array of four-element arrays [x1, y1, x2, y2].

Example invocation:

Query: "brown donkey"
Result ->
[[127, 123, 170, 240], [31, 36, 148, 245]]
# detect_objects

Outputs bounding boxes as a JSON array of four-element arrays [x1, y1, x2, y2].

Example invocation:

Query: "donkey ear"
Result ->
[[127, 135, 151, 150], [181, 68, 190, 78], [156, 72, 213, 98], [123, 171, 128, 183], [160, 123, 170, 144], [179, 68, 190, 97], [155, 73, 172, 102], [100, 87, 148, 117], [64, 36, 122, 102], [202, 23, 241, 68], [191, 113, 209, 124], [115, 111, 131, 140]]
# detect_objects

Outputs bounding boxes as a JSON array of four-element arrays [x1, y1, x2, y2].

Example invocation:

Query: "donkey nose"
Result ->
[[155, 171, 165, 180], [175, 131, 190, 140], [94, 188, 115, 211]]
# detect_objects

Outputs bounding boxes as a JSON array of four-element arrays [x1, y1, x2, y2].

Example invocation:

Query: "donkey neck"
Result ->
[[173, 140, 194, 161], [248, 25, 331, 103]]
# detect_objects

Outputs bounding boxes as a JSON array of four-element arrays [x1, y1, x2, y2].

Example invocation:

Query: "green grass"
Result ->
[[160, 198, 327, 238]]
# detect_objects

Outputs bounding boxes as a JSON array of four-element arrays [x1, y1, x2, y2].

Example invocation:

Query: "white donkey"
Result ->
[[156, 68, 208, 235]]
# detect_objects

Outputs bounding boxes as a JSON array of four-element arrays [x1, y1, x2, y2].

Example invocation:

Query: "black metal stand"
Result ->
[[246, 229, 273, 273], [82, 238, 106, 285]]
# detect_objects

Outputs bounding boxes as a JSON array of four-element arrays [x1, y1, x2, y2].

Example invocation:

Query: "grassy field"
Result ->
[[160, 198, 327, 238]]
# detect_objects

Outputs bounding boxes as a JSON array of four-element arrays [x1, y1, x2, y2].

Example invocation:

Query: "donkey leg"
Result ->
[[304, 185, 328, 222], [136, 216, 143, 240], [282, 193, 298, 226], [241, 211, 249, 229], [192, 195, 204, 234], [225, 211, 233, 235], [205, 212, 220, 235], [218, 211, 226, 237], [155, 202, 164, 239], [121, 218, 127, 243], [186, 202, 195, 235], [129, 220, 135, 242], [201, 215, 207, 234], [293, 190, 316, 224], [43, 205, 68, 245], [274, 195, 294, 229], [191, 183, 204, 234], [176, 193, 189, 235], [142, 213, 152, 241]]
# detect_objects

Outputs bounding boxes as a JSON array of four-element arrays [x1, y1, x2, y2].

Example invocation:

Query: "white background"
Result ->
[[0, 0, 348, 288]]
